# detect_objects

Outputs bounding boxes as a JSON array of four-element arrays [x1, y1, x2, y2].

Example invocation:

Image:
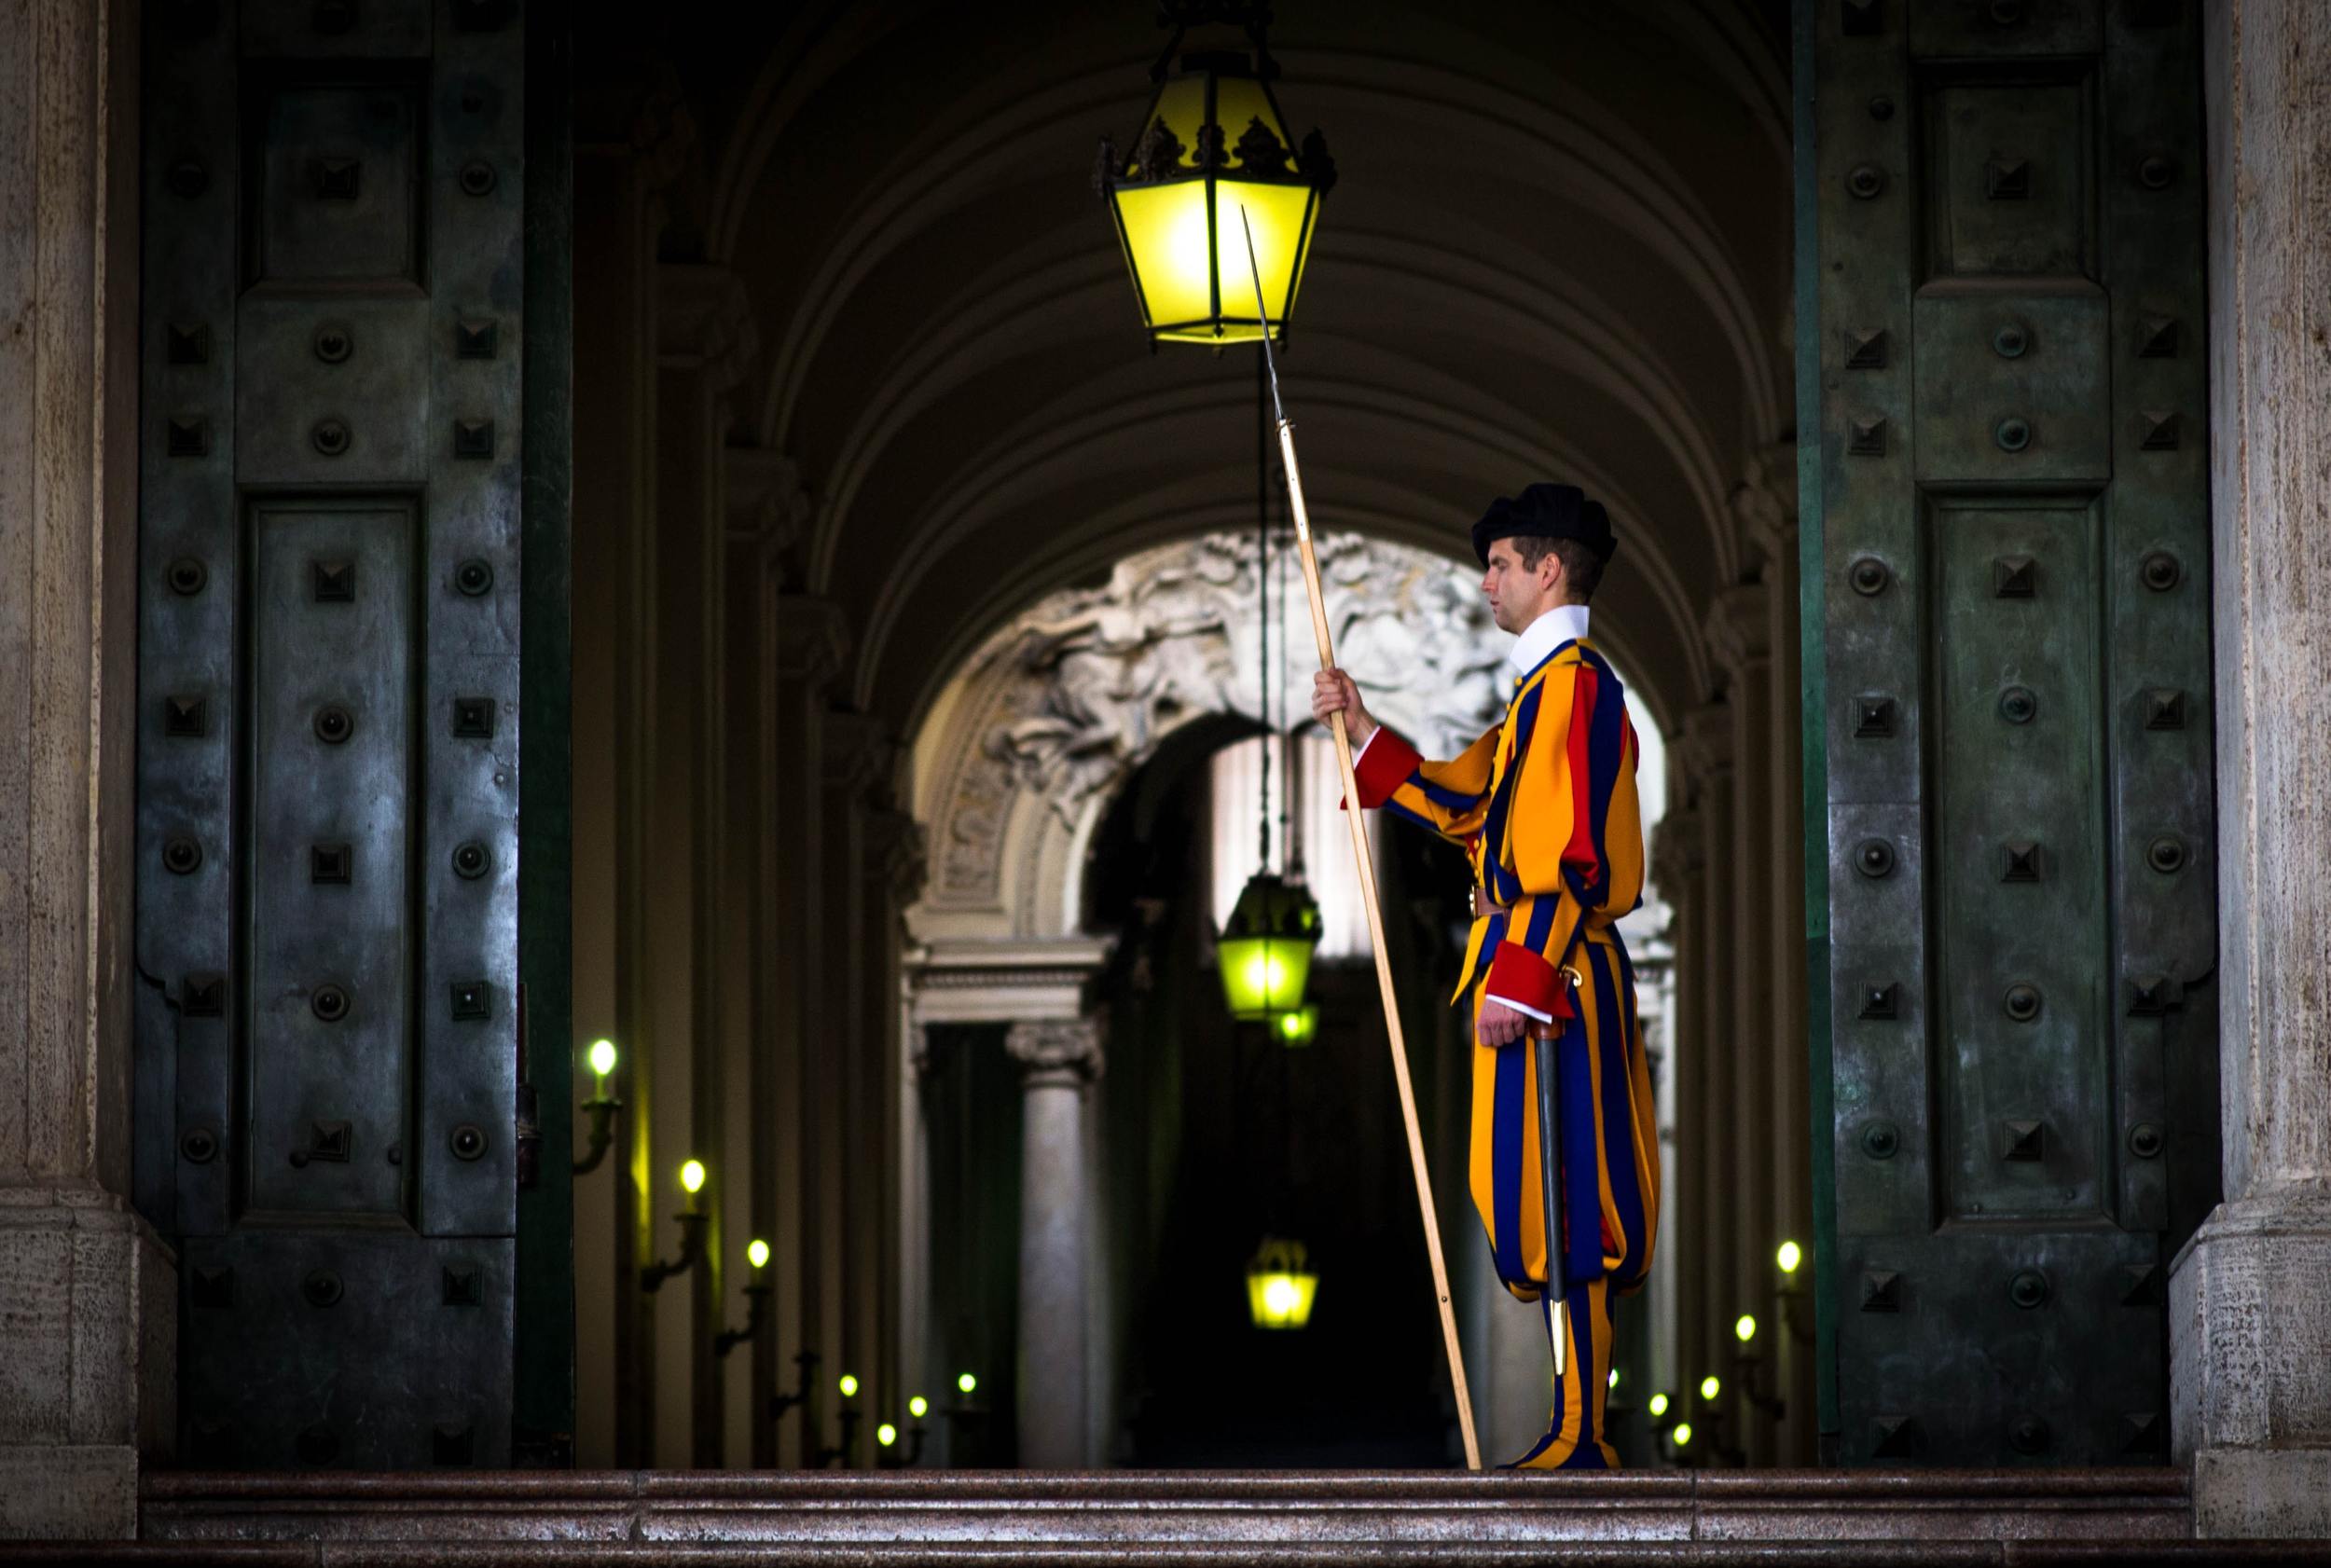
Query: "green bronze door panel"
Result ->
[[1804, 0, 2213, 1465], [134, 0, 528, 1468], [1930, 497, 2108, 1223]]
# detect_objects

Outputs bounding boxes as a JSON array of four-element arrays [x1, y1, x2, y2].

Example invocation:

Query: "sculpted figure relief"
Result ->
[[930, 532, 1503, 904]]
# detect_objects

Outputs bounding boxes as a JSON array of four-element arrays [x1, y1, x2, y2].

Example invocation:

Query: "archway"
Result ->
[[901, 529, 1673, 1463]]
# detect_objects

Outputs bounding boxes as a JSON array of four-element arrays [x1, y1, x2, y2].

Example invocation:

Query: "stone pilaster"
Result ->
[[772, 599, 848, 1467], [1706, 585, 1777, 1465], [1679, 702, 1736, 1455], [2173, 2, 2331, 1535], [1005, 1017, 1106, 1468], [0, 0, 167, 1537]]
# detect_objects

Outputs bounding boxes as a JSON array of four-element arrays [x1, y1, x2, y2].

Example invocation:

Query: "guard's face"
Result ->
[[1482, 539, 1560, 634]]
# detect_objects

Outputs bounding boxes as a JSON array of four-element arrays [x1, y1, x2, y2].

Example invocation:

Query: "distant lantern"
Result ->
[[1275, 1002, 1320, 1047], [1776, 1239, 1804, 1275], [1246, 1236, 1319, 1330], [1096, 7, 1336, 347], [1217, 871, 1322, 1023]]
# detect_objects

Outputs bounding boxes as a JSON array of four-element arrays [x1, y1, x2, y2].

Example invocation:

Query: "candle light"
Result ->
[[747, 1238, 770, 1270], [587, 1037, 617, 1084], [838, 1373, 859, 1400]]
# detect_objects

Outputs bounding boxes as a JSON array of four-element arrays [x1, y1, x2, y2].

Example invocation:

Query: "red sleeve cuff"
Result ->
[[1486, 941, 1575, 1020], [1344, 727, 1424, 810]]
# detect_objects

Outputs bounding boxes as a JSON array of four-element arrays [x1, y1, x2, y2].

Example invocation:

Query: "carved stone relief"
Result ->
[[923, 532, 1503, 909]]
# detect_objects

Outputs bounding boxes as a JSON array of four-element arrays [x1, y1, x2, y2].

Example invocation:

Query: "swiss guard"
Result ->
[[1312, 482, 1660, 1470]]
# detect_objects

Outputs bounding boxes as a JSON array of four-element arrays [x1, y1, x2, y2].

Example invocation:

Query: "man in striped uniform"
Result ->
[[1313, 482, 1659, 1469]]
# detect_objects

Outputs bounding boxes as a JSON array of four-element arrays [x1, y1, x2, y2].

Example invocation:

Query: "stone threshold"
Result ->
[[62, 1467, 2288, 1561]]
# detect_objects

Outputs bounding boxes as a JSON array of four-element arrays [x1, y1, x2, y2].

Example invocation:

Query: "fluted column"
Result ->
[[1007, 1017, 1106, 1467], [2175, 4, 2331, 1534], [1680, 701, 1736, 1457], [0, 1, 163, 1536], [1707, 585, 1775, 1465], [863, 807, 928, 1433]]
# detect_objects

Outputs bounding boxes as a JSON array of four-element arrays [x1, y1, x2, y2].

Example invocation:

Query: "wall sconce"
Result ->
[[1732, 1311, 1786, 1422], [714, 1237, 772, 1357], [771, 1348, 820, 1423], [572, 1038, 625, 1175], [818, 1372, 862, 1469], [639, 1159, 709, 1292], [1775, 1236, 1816, 1346]]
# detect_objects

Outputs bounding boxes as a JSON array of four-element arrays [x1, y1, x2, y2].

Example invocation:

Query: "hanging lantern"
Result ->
[[1245, 1237, 1319, 1330], [1096, 4, 1336, 347], [1273, 1003, 1319, 1047], [1217, 870, 1321, 1021]]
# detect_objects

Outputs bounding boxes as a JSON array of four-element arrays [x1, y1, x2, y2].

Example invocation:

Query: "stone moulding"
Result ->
[[118, 1468, 2218, 1555]]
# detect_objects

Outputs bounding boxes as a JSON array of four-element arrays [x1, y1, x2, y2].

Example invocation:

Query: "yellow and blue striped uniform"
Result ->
[[1352, 634, 1660, 1469]]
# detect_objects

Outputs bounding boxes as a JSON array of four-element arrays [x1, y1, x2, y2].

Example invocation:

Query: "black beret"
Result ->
[[1471, 482, 1617, 567]]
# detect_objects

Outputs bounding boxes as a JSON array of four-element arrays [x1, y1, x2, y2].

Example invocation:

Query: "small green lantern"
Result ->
[[1217, 870, 1321, 1022], [1273, 1003, 1319, 1047], [1246, 1237, 1319, 1330]]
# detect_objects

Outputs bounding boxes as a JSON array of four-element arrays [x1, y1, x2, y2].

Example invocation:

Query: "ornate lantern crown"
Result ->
[[1096, 2, 1336, 347]]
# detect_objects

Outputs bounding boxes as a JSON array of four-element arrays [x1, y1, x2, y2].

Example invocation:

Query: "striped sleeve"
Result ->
[[1346, 722, 1500, 845]]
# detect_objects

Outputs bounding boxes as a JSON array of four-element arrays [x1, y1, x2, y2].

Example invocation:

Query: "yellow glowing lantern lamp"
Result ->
[[1735, 1314, 1759, 1344], [1607, 1369, 1620, 1390], [957, 1371, 978, 1396], [1245, 1236, 1319, 1330], [1097, 25, 1336, 347], [1648, 1392, 1670, 1419], [838, 1373, 859, 1400], [876, 1423, 898, 1449], [586, 1038, 617, 1078], [1672, 1422, 1694, 1448], [908, 1396, 929, 1420], [678, 1159, 706, 1196], [1776, 1239, 1803, 1274], [1275, 1004, 1319, 1047], [747, 1238, 770, 1270], [1217, 872, 1322, 1023], [1700, 1374, 1723, 1401]]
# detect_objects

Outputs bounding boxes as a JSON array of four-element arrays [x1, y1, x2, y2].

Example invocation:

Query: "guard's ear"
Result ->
[[1538, 545, 1565, 595]]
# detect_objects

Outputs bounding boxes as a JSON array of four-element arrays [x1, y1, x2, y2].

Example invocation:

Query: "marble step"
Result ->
[[107, 1467, 2267, 1558]]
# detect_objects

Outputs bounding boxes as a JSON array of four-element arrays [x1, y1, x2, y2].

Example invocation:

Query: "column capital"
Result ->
[[1006, 1018, 1105, 1087], [822, 709, 896, 799], [1703, 583, 1772, 675], [864, 808, 929, 907], [725, 447, 813, 557], [776, 597, 849, 690], [1679, 700, 1735, 778], [657, 263, 758, 392], [1732, 441, 1800, 568]]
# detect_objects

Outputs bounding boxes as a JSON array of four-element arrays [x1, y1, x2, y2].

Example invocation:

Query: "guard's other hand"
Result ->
[[1311, 667, 1376, 744], [1476, 998, 1529, 1049]]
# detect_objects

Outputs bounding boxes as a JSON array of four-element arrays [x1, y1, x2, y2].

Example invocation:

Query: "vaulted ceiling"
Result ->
[[600, 0, 1793, 738]]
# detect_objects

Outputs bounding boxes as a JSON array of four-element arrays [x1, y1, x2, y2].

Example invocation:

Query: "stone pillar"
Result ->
[[0, 1, 170, 1538], [1681, 702, 1736, 1457], [653, 262, 755, 1469], [720, 449, 807, 1467], [571, 74, 695, 1470], [2173, 4, 2331, 1535], [1708, 587, 1776, 1465], [1006, 1017, 1105, 1467], [862, 806, 926, 1448], [1648, 806, 1703, 1420], [773, 598, 848, 1466], [1740, 452, 1815, 1465]]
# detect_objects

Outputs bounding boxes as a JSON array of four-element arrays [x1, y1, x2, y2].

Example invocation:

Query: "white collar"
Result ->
[[1508, 602, 1591, 679]]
